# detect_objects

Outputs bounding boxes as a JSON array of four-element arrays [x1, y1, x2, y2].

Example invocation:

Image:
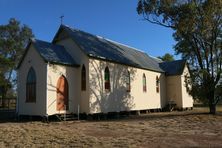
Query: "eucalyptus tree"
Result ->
[[158, 53, 175, 62], [137, 0, 222, 114], [0, 18, 33, 106]]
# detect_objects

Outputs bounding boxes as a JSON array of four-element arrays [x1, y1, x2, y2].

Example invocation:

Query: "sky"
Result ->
[[0, 0, 178, 58]]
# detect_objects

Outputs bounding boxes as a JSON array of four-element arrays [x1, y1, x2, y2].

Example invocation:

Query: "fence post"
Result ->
[[64, 105, 66, 121], [8, 98, 10, 110], [78, 104, 80, 120]]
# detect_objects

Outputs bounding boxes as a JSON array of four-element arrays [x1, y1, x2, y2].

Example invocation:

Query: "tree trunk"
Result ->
[[208, 91, 216, 114], [209, 103, 216, 114]]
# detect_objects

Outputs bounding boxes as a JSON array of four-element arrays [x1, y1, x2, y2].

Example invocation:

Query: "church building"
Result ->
[[17, 25, 193, 116]]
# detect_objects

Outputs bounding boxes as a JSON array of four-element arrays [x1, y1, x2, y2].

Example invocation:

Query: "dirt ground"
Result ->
[[0, 107, 222, 148]]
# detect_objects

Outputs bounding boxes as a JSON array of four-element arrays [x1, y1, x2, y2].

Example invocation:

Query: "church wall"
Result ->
[[88, 58, 165, 114], [55, 38, 90, 113], [17, 45, 47, 116], [46, 64, 79, 115], [166, 76, 183, 108], [181, 66, 193, 108], [165, 65, 193, 109], [160, 73, 167, 108]]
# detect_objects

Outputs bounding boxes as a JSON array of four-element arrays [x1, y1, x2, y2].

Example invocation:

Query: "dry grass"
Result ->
[[0, 107, 222, 147]]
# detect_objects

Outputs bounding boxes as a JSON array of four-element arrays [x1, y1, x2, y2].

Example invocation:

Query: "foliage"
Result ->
[[0, 18, 34, 105], [157, 53, 174, 61], [137, 0, 222, 114]]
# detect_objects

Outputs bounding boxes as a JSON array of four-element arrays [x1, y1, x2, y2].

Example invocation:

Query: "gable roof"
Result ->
[[53, 25, 164, 72], [18, 39, 79, 68], [159, 60, 186, 76]]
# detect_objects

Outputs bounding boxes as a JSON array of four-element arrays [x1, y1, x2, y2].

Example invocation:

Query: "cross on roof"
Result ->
[[60, 15, 64, 24]]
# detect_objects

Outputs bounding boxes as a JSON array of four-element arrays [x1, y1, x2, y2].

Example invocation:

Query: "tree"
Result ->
[[137, 0, 222, 114], [158, 53, 175, 62], [0, 18, 34, 107]]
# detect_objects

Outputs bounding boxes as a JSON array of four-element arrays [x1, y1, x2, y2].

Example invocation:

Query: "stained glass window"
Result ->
[[105, 67, 110, 91], [26, 67, 36, 102], [81, 65, 86, 91], [143, 73, 146, 92]]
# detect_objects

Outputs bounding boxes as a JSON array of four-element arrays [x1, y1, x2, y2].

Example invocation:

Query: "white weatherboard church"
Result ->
[[17, 25, 193, 116]]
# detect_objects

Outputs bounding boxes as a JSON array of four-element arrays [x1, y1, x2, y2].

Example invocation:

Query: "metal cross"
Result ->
[[60, 15, 64, 24]]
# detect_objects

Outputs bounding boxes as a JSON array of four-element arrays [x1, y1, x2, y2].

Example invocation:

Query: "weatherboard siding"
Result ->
[[165, 65, 193, 109], [17, 45, 47, 116], [88, 58, 164, 114], [55, 37, 90, 113], [181, 66, 193, 108], [46, 64, 80, 115], [160, 74, 167, 108], [166, 75, 183, 108]]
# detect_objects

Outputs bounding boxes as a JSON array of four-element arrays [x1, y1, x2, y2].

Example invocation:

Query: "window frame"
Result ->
[[143, 73, 147, 92], [81, 64, 86, 91], [156, 76, 160, 93], [104, 66, 110, 92], [26, 67, 36, 103], [126, 70, 131, 92]]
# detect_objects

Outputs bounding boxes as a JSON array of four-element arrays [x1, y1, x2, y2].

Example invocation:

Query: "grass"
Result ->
[[194, 105, 222, 112], [0, 107, 222, 147]]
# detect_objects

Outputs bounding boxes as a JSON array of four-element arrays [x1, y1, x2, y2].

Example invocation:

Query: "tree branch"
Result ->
[[214, 95, 222, 106], [142, 13, 175, 29]]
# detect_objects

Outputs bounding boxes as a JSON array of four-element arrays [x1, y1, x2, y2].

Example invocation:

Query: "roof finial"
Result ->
[[60, 15, 64, 24]]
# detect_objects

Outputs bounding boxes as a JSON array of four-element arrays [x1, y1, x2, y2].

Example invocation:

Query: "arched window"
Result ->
[[104, 66, 110, 91], [81, 65, 86, 91], [126, 71, 130, 92], [143, 73, 147, 92], [156, 76, 160, 93], [26, 67, 36, 102]]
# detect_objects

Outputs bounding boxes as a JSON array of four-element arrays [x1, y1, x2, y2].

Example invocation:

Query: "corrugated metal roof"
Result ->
[[107, 39, 164, 72], [61, 25, 164, 72], [159, 60, 186, 76], [32, 39, 79, 67]]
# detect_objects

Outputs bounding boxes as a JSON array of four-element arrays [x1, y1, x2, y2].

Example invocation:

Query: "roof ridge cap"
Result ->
[[100, 36, 146, 53], [149, 55, 163, 61], [62, 24, 87, 34], [161, 59, 185, 63], [62, 25, 151, 55], [32, 38, 49, 43]]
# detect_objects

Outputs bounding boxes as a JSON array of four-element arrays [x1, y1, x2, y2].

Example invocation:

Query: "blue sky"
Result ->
[[0, 0, 178, 58]]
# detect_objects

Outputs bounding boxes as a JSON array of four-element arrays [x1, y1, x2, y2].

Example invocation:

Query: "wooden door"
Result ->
[[56, 75, 69, 111]]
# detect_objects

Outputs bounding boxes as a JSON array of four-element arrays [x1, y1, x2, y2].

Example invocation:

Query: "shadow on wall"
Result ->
[[159, 74, 166, 108], [47, 65, 71, 112], [89, 60, 136, 113]]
